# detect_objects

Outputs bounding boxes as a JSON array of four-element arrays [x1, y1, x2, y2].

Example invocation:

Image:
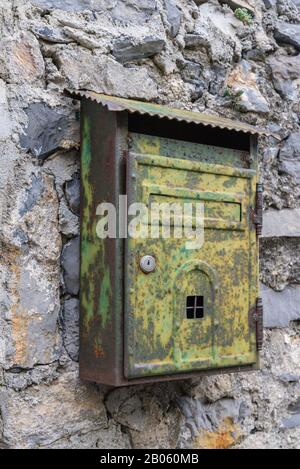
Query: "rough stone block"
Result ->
[[61, 236, 80, 296], [261, 283, 300, 328], [277, 0, 300, 23], [105, 386, 182, 448], [0, 79, 11, 140], [30, 0, 116, 11], [0, 371, 107, 448], [112, 36, 165, 63], [260, 238, 300, 291], [189, 3, 243, 65], [3, 171, 62, 369], [262, 209, 300, 238], [164, 0, 182, 38], [56, 49, 158, 100], [0, 32, 44, 84], [227, 60, 270, 114], [62, 298, 79, 361], [111, 0, 157, 23], [274, 21, 300, 51], [268, 55, 300, 101], [20, 103, 79, 160], [278, 132, 300, 182], [65, 173, 80, 215], [282, 398, 300, 429], [262, 0, 276, 8], [177, 397, 249, 449], [219, 1, 255, 12], [31, 25, 72, 44], [59, 200, 79, 237], [0, 140, 19, 223]]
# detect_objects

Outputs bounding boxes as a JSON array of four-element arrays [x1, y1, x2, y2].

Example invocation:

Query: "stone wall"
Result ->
[[0, 0, 299, 449]]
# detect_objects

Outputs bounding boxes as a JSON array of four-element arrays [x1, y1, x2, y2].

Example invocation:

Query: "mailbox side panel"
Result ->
[[79, 99, 125, 385]]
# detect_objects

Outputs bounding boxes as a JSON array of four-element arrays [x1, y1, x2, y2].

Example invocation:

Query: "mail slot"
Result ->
[[69, 90, 271, 386]]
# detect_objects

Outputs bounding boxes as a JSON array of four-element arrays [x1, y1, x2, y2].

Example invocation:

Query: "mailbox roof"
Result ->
[[68, 90, 278, 138]]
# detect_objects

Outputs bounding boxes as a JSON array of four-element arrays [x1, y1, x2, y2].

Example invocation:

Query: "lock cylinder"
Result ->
[[139, 255, 156, 273]]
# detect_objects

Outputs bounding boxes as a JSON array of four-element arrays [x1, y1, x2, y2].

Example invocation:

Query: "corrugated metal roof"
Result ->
[[67, 90, 278, 138]]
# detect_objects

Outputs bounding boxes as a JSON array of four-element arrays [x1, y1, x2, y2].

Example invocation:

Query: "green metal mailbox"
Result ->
[[69, 90, 272, 386]]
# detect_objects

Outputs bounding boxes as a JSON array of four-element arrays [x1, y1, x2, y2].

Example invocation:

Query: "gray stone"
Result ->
[[0, 371, 107, 448], [19, 174, 44, 216], [189, 3, 243, 65], [63, 27, 106, 50], [61, 237, 80, 296], [164, 0, 182, 38], [111, 0, 157, 23], [189, 375, 233, 402], [20, 103, 78, 160], [268, 55, 300, 100], [177, 397, 249, 446], [280, 132, 300, 160], [59, 201, 79, 237], [282, 398, 300, 429], [12, 229, 28, 248], [31, 26, 71, 44], [0, 140, 19, 226], [0, 32, 45, 84], [30, 0, 116, 11], [56, 49, 158, 100], [238, 88, 270, 113], [105, 386, 182, 448], [184, 34, 207, 49], [0, 79, 11, 140], [277, 0, 300, 22], [278, 373, 299, 383], [262, 283, 300, 328], [62, 298, 79, 361], [263, 0, 276, 8], [4, 363, 59, 392], [112, 36, 165, 63], [153, 53, 176, 75], [260, 238, 300, 290], [274, 21, 300, 51], [65, 174, 80, 215], [282, 414, 300, 429], [288, 398, 300, 414], [278, 132, 300, 182], [219, 1, 255, 12], [47, 421, 131, 449], [178, 60, 203, 85], [262, 209, 300, 238], [227, 60, 270, 114], [16, 261, 62, 368], [194, 0, 254, 9]]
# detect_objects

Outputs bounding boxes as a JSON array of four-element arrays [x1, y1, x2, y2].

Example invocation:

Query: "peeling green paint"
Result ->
[[125, 133, 258, 378], [100, 270, 111, 329]]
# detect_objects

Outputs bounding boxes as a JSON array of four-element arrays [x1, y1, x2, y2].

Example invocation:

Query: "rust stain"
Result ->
[[12, 43, 37, 78], [193, 419, 242, 449], [2, 246, 29, 367], [11, 312, 29, 365], [94, 342, 105, 358]]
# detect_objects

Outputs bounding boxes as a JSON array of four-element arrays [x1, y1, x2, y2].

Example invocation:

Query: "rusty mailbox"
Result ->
[[70, 90, 271, 386]]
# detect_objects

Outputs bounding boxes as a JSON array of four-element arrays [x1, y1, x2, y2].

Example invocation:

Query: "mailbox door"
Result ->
[[125, 143, 258, 379]]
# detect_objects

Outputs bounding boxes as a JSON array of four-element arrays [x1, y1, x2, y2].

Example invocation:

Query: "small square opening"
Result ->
[[186, 296, 204, 319]]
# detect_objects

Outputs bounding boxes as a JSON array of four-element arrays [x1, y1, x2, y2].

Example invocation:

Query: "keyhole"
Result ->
[[139, 255, 156, 273]]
